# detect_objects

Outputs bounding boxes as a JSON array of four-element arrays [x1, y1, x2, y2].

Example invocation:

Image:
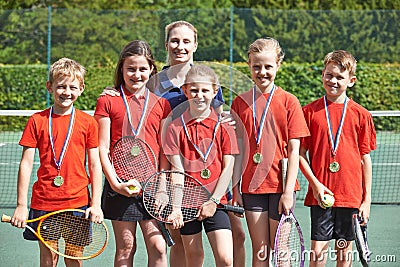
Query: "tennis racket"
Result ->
[[110, 135, 174, 247], [274, 157, 305, 266], [274, 210, 305, 267], [111, 135, 157, 189], [353, 214, 371, 267], [1, 209, 108, 260], [142, 170, 245, 223]]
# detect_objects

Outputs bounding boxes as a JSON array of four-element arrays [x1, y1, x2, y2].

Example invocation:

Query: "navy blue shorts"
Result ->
[[226, 190, 233, 201], [242, 193, 296, 221], [310, 206, 358, 241], [23, 205, 91, 246], [180, 209, 231, 235]]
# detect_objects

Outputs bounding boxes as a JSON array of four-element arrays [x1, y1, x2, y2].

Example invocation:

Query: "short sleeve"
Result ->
[[86, 116, 99, 149], [163, 121, 181, 156], [221, 123, 239, 155], [19, 116, 38, 148], [359, 112, 377, 155], [94, 95, 112, 118]]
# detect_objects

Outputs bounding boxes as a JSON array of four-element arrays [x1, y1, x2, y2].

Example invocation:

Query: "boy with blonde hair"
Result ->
[[11, 58, 103, 267]]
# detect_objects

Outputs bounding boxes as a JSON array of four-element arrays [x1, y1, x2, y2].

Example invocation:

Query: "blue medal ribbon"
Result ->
[[49, 106, 75, 172], [253, 84, 275, 146], [120, 85, 149, 136], [324, 95, 348, 156], [180, 113, 221, 164]]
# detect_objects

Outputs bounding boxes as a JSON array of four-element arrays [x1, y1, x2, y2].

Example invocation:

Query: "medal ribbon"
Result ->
[[324, 95, 348, 156], [120, 85, 149, 136], [180, 114, 221, 163], [253, 84, 275, 146], [49, 106, 75, 172]]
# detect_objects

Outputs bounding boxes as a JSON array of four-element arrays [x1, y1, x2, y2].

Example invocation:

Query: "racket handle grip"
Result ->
[[156, 221, 175, 247], [1, 214, 11, 223], [225, 205, 245, 215]]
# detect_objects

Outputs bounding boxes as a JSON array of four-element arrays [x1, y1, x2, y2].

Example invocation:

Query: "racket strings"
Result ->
[[353, 217, 371, 264], [275, 219, 302, 267], [112, 137, 157, 183], [39, 211, 108, 258], [143, 172, 210, 222]]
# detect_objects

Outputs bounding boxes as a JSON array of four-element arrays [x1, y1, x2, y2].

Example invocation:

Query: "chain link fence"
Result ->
[[1, 7, 398, 67]]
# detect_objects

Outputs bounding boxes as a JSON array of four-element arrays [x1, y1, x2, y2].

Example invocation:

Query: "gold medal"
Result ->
[[130, 145, 140, 156], [253, 152, 263, 164], [49, 106, 74, 189], [200, 168, 211, 179], [329, 161, 340, 173], [54, 175, 64, 187]]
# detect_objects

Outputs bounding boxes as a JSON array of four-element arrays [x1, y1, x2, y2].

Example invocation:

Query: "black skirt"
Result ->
[[101, 180, 152, 221]]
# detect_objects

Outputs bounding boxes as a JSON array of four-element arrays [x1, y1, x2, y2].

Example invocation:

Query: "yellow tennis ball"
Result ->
[[322, 194, 335, 208], [128, 185, 138, 191]]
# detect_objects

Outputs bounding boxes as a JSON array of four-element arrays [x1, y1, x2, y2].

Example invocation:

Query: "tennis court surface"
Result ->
[[0, 111, 399, 266], [1, 204, 399, 266]]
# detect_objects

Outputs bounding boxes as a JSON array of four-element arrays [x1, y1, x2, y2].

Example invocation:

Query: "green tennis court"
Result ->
[[1, 128, 399, 207], [0, 115, 399, 266], [1, 204, 399, 266]]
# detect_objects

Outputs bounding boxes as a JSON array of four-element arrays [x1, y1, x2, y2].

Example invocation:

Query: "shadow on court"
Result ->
[[1, 203, 399, 266]]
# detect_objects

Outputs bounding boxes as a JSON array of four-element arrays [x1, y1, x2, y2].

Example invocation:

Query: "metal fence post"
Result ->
[[46, 5, 52, 108], [229, 5, 234, 106]]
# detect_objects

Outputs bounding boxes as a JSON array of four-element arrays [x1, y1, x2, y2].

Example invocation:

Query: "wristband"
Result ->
[[210, 196, 220, 205]]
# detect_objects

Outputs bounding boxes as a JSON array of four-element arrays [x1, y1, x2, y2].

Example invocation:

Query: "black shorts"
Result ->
[[310, 206, 358, 241], [180, 209, 231, 235], [101, 180, 152, 221], [24, 206, 91, 246], [242, 193, 296, 221]]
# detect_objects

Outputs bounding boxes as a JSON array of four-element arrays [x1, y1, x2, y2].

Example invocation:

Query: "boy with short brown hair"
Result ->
[[300, 50, 377, 266]]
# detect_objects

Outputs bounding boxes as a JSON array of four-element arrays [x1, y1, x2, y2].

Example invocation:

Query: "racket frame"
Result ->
[[142, 170, 244, 224], [2, 209, 109, 260], [111, 135, 157, 184], [353, 214, 371, 267], [110, 136, 174, 246], [274, 211, 305, 267]]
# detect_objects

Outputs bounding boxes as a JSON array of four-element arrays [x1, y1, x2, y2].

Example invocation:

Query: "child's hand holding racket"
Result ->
[[358, 198, 371, 226], [10, 206, 29, 228], [232, 187, 244, 218], [85, 205, 104, 224], [197, 200, 217, 221], [167, 209, 184, 229], [279, 192, 294, 216], [143, 171, 244, 224]]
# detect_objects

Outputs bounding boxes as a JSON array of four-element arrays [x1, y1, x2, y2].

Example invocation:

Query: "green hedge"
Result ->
[[0, 9, 399, 65], [0, 62, 399, 131]]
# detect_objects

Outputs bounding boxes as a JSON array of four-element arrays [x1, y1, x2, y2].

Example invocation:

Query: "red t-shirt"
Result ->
[[302, 97, 377, 208], [94, 87, 171, 160], [231, 86, 310, 194], [163, 109, 239, 204], [19, 108, 99, 210]]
